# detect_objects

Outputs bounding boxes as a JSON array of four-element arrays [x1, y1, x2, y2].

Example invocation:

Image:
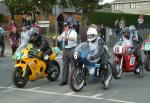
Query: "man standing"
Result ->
[[57, 13, 64, 34], [100, 24, 106, 43], [57, 22, 77, 86], [0, 24, 5, 57]]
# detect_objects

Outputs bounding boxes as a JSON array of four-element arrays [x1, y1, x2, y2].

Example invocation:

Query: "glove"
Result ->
[[87, 54, 91, 61]]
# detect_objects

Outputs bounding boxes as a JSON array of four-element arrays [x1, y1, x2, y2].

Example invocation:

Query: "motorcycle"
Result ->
[[12, 44, 60, 88], [141, 39, 150, 71], [69, 42, 112, 92], [112, 40, 144, 79]]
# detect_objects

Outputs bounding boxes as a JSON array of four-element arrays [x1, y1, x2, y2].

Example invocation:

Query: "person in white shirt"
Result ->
[[57, 22, 77, 86], [17, 25, 30, 52]]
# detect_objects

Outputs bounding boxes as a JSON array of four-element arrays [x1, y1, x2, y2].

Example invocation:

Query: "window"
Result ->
[[114, 4, 119, 10], [130, 3, 136, 9]]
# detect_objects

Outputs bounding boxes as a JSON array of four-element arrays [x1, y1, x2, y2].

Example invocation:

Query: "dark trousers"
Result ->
[[11, 46, 18, 55], [0, 37, 5, 56], [62, 48, 74, 83]]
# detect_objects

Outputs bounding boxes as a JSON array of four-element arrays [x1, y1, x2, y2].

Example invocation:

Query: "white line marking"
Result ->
[[0, 86, 137, 103], [91, 94, 103, 98], [107, 99, 136, 103], [29, 87, 40, 90], [64, 92, 75, 95], [2, 89, 15, 93], [7, 86, 15, 88]]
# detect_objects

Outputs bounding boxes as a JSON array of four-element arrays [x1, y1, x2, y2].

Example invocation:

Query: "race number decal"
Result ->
[[130, 57, 135, 65], [114, 46, 122, 54], [144, 44, 150, 51]]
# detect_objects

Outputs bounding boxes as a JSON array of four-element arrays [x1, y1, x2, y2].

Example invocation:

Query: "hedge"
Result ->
[[88, 12, 150, 28], [0, 14, 3, 23]]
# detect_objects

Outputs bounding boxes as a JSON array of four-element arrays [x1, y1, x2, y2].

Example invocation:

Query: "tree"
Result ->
[[60, 0, 103, 42]]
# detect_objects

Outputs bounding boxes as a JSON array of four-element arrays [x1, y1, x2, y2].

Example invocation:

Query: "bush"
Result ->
[[0, 14, 3, 22], [88, 12, 150, 28]]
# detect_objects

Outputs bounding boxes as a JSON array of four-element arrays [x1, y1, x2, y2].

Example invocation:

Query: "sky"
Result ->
[[102, 0, 114, 4]]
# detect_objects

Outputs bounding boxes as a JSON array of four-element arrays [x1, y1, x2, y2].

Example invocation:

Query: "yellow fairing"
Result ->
[[50, 50, 56, 61]]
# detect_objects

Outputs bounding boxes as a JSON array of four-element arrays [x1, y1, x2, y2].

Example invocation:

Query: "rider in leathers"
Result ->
[[86, 26, 109, 76], [129, 25, 143, 64], [29, 28, 53, 70]]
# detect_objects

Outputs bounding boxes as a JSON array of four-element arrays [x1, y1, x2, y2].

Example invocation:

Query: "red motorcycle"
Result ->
[[112, 41, 144, 79]]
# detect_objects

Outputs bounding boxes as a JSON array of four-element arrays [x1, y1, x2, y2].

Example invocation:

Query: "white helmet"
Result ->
[[87, 27, 98, 42]]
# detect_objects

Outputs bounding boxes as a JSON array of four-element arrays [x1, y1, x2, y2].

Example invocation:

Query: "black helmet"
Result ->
[[63, 22, 73, 28], [123, 27, 130, 39], [29, 28, 39, 36]]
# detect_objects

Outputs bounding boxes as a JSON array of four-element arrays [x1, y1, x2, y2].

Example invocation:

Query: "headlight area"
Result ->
[[74, 52, 79, 60]]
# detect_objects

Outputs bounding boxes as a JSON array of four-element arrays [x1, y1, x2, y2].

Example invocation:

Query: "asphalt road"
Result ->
[[0, 45, 150, 103]]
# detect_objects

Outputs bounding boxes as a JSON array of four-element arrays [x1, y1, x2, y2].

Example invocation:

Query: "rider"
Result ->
[[86, 25, 109, 75], [121, 27, 133, 47], [29, 28, 53, 68], [129, 25, 143, 64]]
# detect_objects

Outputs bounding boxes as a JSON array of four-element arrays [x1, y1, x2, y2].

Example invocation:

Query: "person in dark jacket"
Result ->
[[100, 24, 106, 43], [29, 28, 53, 62], [9, 27, 20, 55], [57, 13, 64, 34], [0, 24, 5, 57]]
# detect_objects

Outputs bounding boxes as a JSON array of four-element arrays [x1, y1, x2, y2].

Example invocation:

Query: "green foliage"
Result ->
[[88, 12, 150, 28], [0, 14, 3, 22]]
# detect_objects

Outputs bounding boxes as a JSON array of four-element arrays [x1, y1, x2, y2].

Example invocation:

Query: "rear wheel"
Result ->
[[102, 62, 112, 90], [112, 61, 122, 79], [144, 55, 150, 71], [12, 67, 28, 88], [136, 64, 144, 78], [69, 67, 85, 92]]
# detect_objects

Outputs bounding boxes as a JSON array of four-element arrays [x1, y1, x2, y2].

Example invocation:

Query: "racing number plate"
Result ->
[[144, 44, 150, 51]]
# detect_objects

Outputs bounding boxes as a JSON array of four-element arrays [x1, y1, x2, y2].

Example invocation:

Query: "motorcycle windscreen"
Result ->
[[74, 42, 95, 66]]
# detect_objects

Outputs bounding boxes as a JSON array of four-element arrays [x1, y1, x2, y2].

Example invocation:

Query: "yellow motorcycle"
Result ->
[[12, 44, 60, 88]]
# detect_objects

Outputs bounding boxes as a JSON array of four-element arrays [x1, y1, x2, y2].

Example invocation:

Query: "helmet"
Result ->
[[123, 27, 130, 39], [129, 25, 136, 31], [63, 22, 73, 28], [87, 27, 98, 42], [29, 28, 39, 41], [129, 25, 137, 34], [29, 28, 39, 36]]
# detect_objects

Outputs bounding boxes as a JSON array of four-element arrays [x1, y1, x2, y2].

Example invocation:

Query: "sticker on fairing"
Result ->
[[144, 44, 150, 50], [130, 57, 135, 65]]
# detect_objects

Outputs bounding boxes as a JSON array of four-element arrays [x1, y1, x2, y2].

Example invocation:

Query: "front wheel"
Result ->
[[112, 61, 123, 79], [102, 62, 112, 90], [69, 67, 85, 92], [47, 62, 60, 81], [12, 67, 28, 88]]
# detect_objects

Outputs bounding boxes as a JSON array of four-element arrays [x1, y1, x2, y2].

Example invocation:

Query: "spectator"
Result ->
[[0, 24, 5, 57], [32, 21, 42, 34], [65, 13, 77, 26], [115, 20, 121, 35], [76, 21, 80, 34], [120, 18, 125, 30], [23, 15, 32, 30], [17, 25, 30, 52], [138, 15, 144, 30], [100, 24, 106, 43], [57, 12, 64, 34], [9, 27, 20, 55], [8, 20, 18, 33], [57, 22, 77, 86]]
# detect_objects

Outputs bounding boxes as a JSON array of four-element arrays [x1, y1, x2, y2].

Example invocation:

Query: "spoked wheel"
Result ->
[[69, 67, 85, 92], [112, 61, 122, 79], [47, 63, 60, 81], [144, 55, 150, 71], [136, 64, 144, 78], [102, 62, 112, 90], [12, 67, 28, 88]]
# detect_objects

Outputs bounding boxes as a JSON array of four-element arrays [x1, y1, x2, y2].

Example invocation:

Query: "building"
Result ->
[[111, 0, 150, 15], [0, 2, 10, 15]]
